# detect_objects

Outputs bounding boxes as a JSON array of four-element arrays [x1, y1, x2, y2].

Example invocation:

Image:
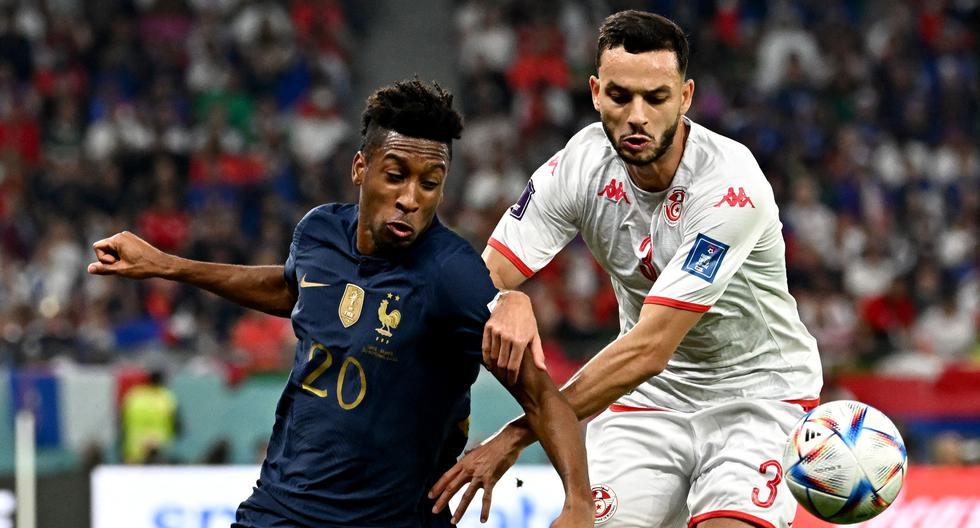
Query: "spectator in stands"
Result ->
[[914, 290, 977, 363]]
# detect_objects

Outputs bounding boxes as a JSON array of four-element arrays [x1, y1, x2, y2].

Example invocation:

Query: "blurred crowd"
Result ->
[[0, 0, 977, 395], [0, 0, 365, 372]]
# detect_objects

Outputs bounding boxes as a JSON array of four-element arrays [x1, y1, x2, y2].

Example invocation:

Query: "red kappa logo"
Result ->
[[592, 484, 618, 524], [664, 187, 686, 223], [714, 186, 755, 208], [598, 179, 631, 204]]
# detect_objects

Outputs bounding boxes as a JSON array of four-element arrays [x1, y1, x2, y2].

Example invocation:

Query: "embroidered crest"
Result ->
[[375, 292, 402, 343], [338, 283, 365, 328], [664, 187, 686, 225]]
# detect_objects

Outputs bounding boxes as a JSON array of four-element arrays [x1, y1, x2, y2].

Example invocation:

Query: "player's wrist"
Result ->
[[158, 253, 186, 280], [499, 419, 535, 451], [558, 496, 594, 526], [487, 289, 528, 312]]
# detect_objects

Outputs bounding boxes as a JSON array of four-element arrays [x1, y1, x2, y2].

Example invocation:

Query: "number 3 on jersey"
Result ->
[[301, 342, 367, 410], [639, 236, 657, 281], [752, 460, 782, 508]]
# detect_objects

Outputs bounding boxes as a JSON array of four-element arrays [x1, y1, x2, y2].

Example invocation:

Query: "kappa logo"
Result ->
[[592, 484, 618, 524], [714, 186, 755, 208], [598, 179, 631, 204]]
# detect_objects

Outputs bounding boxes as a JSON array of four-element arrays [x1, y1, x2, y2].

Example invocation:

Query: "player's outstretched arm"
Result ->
[[431, 351, 592, 527], [87, 231, 297, 317], [480, 246, 548, 384]]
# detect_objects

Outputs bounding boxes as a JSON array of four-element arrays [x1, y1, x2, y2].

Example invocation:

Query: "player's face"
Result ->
[[352, 132, 449, 254], [590, 47, 694, 166]]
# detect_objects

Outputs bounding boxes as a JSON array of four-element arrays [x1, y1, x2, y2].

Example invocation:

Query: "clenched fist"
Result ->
[[87, 231, 174, 279]]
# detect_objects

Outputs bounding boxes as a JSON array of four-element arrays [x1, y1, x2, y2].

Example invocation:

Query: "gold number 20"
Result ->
[[301, 343, 367, 410]]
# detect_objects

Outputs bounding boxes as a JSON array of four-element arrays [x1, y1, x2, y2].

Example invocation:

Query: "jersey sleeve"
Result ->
[[646, 184, 774, 312], [488, 150, 581, 277], [283, 208, 317, 291], [435, 246, 500, 359]]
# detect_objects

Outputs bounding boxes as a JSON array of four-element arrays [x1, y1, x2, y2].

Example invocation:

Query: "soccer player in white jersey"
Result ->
[[430, 10, 823, 528]]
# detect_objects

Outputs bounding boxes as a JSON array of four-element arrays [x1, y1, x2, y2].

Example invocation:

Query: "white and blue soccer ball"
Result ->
[[782, 400, 907, 524]]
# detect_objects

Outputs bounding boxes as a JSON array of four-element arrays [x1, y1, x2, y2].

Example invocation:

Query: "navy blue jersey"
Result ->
[[237, 203, 498, 528]]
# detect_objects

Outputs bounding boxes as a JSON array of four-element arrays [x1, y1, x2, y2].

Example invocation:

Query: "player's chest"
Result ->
[[581, 175, 688, 284], [290, 251, 427, 353]]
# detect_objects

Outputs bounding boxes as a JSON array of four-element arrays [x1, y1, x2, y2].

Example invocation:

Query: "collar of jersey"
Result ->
[[346, 205, 443, 270]]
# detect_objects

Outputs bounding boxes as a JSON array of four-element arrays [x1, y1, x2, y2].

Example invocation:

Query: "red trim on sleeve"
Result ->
[[644, 296, 711, 313], [487, 238, 535, 278], [784, 398, 820, 412], [688, 510, 776, 528], [609, 404, 667, 413]]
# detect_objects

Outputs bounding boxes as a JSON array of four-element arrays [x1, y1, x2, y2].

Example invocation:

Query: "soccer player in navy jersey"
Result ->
[[87, 79, 592, 528]]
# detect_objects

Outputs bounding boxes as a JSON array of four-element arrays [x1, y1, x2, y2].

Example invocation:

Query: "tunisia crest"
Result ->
[[664, 187, 686, 225]]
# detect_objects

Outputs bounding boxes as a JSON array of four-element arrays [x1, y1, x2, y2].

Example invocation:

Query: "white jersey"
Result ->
[[490, 118, 822, 411]]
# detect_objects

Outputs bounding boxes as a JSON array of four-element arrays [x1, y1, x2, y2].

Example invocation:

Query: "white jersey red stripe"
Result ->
[[490, 118, 822, 411]]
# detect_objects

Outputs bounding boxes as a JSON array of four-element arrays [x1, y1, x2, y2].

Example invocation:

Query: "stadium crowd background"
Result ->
[[0, 0, 977, 471]]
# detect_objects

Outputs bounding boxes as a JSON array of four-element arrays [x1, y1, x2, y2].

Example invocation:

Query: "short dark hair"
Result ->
[[596, 10, 689, 76], [360, 79, 464, 159]]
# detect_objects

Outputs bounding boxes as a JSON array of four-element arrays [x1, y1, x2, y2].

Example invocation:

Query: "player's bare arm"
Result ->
[[480, 246, 547, 384], [430, 302, 701, 516], [432, 348, 592, 527], [87, 230, 297, 317]]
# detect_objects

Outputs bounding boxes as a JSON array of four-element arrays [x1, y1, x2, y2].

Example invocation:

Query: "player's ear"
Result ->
[[589, 75, 601, 111], [351, 151, 366, 186], [680, 78, 694, 115]]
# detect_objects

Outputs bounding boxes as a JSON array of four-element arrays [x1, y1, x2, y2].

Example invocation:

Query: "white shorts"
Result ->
[[587, 399, 815, 528]]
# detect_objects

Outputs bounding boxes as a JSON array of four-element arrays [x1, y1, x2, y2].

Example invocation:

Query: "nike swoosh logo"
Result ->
[[300, 274, 330, 288]]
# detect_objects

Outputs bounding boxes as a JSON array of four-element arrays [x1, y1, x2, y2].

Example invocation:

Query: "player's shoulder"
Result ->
[[292, 203, 357, 244], [684, 120, 772, 200], [413, 220, 496, 302], [547, 122, 619, 185], [414, 219, 484, 271]]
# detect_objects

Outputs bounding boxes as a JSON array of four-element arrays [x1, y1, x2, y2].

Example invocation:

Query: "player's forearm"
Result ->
[[163, 257, 297, 317], [509, 364, 591, 505]]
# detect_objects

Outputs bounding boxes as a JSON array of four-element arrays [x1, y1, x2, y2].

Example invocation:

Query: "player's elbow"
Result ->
[[640, 355, 668, 378], [636, 341, 672, 379]]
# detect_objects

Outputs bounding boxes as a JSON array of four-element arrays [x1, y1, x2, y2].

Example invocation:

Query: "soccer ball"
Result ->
[[782, 400, 907, 524]]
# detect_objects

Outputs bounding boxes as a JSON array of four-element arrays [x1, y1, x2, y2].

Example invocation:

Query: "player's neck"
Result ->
[[356, 229, 375, 255], [625, 120, 689, 193]]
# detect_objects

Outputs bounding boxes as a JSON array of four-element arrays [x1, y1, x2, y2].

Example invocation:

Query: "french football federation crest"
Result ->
[[375, 292, 402, 341], [338, 283, 365, 328]]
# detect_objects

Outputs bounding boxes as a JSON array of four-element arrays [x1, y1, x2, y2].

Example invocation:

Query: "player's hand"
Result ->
[[87, 231, 172, 279], [428, 433, 521, 524], [483, 291, 547, 385]]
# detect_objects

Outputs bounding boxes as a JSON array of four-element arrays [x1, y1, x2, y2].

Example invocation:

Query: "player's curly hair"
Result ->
[[360, 79, 464, 159], [597, 10, 689, 76]]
